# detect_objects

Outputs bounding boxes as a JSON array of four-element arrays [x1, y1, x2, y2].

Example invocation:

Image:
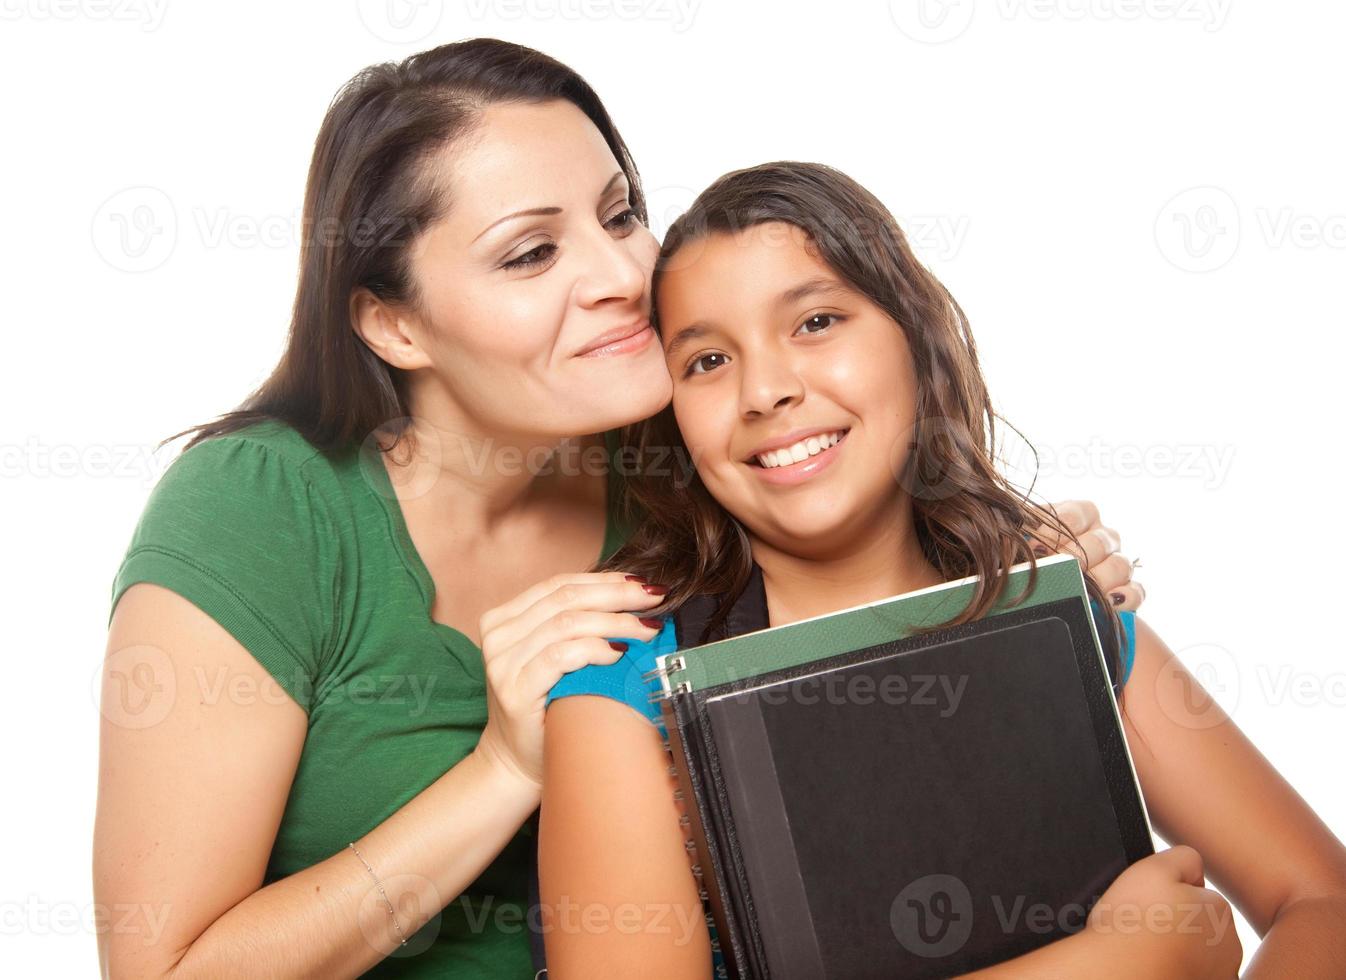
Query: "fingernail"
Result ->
[[609, 641, 629, 652], [1032, 544, 1050, 557], [641, 584, 669, 596], [1110, 592, 1125, 606], [638, 617, 663, 629], [624, 574, 648, 584]]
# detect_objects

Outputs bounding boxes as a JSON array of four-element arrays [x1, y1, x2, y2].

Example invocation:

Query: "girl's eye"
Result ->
[[502, 242, 557, 270], [797, 313, 839, 335], [604, 207, 641, 233], [686, 352, 729, 377]]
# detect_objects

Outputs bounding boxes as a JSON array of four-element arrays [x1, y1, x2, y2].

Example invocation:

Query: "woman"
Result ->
[[94, 40, 1143, 978], [539, 163, 1346, 978]]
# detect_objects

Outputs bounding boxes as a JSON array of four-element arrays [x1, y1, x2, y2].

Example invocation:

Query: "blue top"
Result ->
[[547, 602, 1138, 727]]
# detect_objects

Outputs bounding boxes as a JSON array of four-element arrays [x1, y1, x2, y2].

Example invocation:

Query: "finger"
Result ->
[[1087, 551, 1133, 592], [1048, 499, 1101, 540], [485, 577, 665, 655], [478, 571, 645, 637], [1155, 845, 1207, 887], [503, 609, 663, 677], [517, 636, 633, 700], [1102, 580, 1145, 612]]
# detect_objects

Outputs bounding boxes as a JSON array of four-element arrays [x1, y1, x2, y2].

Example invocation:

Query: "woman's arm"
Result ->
[[540, 695, 711, 980], [1114, 614, 1346, 976], [95, 570, 659, 978], [94, 583, 540, 978]]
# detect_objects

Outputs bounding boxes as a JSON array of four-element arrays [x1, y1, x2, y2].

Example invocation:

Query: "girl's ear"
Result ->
[[350, 287, 433, 371]]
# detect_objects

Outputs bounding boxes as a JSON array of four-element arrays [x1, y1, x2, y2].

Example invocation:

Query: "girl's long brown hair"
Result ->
[[599, 161, 1127, 696]]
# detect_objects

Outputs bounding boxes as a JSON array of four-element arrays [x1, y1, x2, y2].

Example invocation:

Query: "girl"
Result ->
[[540, 162, 1346, 978]]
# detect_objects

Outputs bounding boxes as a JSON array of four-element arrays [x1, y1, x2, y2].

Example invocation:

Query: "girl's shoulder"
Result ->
[[545, 617, 679, 727]]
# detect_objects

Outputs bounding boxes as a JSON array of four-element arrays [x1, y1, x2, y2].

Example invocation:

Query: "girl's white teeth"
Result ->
[[755, 430, 846, 469]]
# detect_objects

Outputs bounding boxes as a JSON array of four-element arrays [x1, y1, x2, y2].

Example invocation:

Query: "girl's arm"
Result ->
[[540, 695, 712, 980], [1113, 614, 1346, 976]]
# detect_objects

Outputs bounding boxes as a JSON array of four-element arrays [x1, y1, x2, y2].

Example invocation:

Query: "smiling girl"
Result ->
[[540, 162, 1346, 978]]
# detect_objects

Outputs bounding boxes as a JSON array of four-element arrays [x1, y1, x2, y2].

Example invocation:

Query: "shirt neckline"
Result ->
[[356, 430, 623, 674]]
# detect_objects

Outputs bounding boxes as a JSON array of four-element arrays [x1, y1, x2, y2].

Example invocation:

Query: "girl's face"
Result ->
[[378, 99, 672, 439], [657, 222, 921, 558]]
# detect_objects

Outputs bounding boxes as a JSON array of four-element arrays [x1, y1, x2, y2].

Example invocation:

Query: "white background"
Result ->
[[2, 0, 1343, 974]]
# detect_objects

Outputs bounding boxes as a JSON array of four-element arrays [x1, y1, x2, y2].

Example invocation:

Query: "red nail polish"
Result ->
[[624, 574, 649, 584], [609, 641, 629, 652], [1110, 592, 1125, 606], [639, 617, 663, 629], [641, 584, 669, 596]]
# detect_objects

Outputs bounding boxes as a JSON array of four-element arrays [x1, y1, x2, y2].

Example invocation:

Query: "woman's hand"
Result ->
[[473, 570, 666, 789], [1084, 846, 1242, 979], [1032, 499, 1146, 610]]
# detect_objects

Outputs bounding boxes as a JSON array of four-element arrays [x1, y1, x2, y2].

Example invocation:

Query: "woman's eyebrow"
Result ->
[[471, 171, 627, 244]]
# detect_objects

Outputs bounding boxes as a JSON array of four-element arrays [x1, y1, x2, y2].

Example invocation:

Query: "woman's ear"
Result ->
[[350, 287, 434, 371]]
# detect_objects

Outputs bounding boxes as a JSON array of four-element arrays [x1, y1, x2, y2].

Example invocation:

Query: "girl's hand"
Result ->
[[1032, 499, 1146, 611], [1085, 845, 1242, 979], [473, 571, 666, 789]]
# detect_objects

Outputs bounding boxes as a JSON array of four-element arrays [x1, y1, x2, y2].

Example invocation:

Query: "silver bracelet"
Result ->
[[348, 841, 410, 947]]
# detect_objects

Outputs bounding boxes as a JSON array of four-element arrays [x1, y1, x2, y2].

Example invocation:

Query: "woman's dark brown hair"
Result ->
[[165, 37, 646, 455], [600, 161, 1128, 696]]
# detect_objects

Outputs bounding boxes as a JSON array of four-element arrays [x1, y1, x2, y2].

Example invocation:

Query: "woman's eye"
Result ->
[[797, 313, 839, 335], [502, 242, 557, 270], [604, 207, 640, 233], [686, 352, 729, 377]]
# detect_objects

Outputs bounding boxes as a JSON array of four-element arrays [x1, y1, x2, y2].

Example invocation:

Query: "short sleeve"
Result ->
[[546, 617, 678, 728], [1089, 599, 1137, 690], [108, 435, 342, 713]]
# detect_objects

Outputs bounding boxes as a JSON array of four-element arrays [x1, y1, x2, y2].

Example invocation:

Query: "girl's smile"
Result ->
[[744, 426, 851, 486]]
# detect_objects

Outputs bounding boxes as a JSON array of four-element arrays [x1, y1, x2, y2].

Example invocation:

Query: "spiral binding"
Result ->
[[641, 655, 686, 682]]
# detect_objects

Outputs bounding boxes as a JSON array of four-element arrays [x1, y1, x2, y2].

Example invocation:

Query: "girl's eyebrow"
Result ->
[[665, 277, 849, 358], [664, 323, 713, 361], [777, 276, 849, 306]]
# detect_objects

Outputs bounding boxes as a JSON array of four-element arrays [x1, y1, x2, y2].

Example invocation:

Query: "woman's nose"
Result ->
[[739, 352, 805, 417], [574, 225, 648, 309]]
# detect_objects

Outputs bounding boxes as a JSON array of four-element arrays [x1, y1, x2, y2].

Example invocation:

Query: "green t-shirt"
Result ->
[[107, 417, 631, 977]]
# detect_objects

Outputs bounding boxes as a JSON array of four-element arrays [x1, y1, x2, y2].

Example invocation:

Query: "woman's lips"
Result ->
[[576, 320, 654, 358]]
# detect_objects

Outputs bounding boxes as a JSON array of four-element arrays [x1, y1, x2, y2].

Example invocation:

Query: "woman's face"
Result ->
[[656, 222, 921, 559], [380, 99, 671, 439]]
